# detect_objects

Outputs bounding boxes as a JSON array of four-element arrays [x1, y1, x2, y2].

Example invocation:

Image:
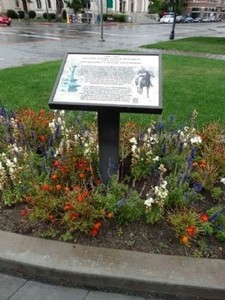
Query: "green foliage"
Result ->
[[207, 206, 225, 241], [142, 37, 225, 55], [28, 10, 36, 19], [168, 208, 202, 239], [18, 11, 25, 19], [94, 176, 144, 224], [7, 10, 18, 19], [211, 187, 223, 201], [62, 10, 67, 20], [113, 14, 126, 22], [0, 107, 224, 243]]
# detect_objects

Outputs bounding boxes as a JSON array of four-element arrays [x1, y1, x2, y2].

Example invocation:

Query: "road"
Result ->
[[0, 20, 225, 69]]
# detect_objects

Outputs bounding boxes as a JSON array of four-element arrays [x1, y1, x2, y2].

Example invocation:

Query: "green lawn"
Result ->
[[0, 43, 225, 127], [141, 37, 225, 55]]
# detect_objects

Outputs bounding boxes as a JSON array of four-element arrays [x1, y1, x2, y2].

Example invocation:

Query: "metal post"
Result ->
[[100, 0, 105, 41], [169, 0, 178, 40], [98, 110, 120, 185], [45, 0, 50, 21]]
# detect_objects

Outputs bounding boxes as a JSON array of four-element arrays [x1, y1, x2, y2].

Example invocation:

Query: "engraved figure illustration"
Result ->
[[135, 66, 154, 98]]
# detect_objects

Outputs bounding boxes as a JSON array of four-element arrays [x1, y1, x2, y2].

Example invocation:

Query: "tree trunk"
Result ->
[[56, 0, 63, 21]]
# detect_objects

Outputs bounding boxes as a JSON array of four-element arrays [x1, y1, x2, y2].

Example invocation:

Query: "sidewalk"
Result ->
[[0, 230, 225, 300], [0, 273, 147, 300]]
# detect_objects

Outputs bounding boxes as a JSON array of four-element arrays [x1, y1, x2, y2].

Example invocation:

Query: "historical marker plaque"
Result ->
[[49, 52, 162, 114]]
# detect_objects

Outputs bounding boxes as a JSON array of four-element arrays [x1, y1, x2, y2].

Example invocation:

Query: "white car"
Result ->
[[160, 15, 174, 23]]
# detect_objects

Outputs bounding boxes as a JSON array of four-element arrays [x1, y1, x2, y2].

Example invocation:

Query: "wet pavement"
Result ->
[[0, 21, 225, 69]]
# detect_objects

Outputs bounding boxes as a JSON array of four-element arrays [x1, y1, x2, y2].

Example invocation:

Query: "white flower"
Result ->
[[161, 180, 167, 189], [153, 156, 159, 162], [131, 144, 137, 153], [144, 197, 154, 208], [220, 178, 225, 185], [190, 135, 202, 145], [158, 164, 167, 173], [129, 137, 137, 144]]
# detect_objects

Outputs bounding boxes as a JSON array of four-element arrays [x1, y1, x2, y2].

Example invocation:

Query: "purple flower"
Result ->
[[193, 182, 202, 192]]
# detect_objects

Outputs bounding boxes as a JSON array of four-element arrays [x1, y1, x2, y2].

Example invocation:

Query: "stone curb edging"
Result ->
[[0, 230, 224, 299]]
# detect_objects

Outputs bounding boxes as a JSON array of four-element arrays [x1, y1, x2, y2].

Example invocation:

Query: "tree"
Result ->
[[56, 0, 64, 17], [64, 0, 91, 13], [21, 0, 32, 18]]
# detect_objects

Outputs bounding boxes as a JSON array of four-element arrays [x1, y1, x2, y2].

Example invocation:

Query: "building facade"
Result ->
[[0, 0, 58, 16], [184, 0, 225, 19], [90, 0, 149, 15], [1, 0, 224, 20], [0, 0, 149, 16]]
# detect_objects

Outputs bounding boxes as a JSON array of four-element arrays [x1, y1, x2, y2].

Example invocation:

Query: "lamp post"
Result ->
[[169, 0, 178, 40], [44, 0, 50, 21], [99, 0, 105, 41]]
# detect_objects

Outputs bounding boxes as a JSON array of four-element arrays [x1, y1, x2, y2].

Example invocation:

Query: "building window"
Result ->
[[47, 0, 52, 9], [36, 0, 42, 9], [15, 0, 19, 7], [131, 1, 134, 13], [119, 0, 126, 13]]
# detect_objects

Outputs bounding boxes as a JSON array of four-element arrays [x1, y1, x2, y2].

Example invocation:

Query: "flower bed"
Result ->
[[0, 108, 225, 258]]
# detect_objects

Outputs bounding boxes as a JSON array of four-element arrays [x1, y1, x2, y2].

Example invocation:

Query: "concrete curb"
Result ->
[[0, 230, 224, 299]]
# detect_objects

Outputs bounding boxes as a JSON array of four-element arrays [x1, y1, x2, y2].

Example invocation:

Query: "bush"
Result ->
[[62, 10, 67, 20], [50, 13, 56, 20], [113, 14, 126, 22], [28, 10, 36, 19], [43, 13, 56, 21], [7, 10, 18, 19], [18, 11, 25, 19]]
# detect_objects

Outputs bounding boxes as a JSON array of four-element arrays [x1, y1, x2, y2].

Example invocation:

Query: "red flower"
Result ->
[[20, 208, 28, 217], [79, 173, 85, 179], [91, 221, 102, 237], [51, 173, 58, 181], [42, 184, 50, 191], [186, 226, 196, 236], [56, 184, 62, 191], [49, 214, 56, 222], [77, 190, 89, 202], [39, 135, 45, 142], [64, 186, 71, 193], [199, 159, 207, 169], [73, 185, 81, 192], [64, 203, 72, 211], [60, 166, 67, 174], [69, 213, 78, 221], [200, 213, 209, 222], [53, 160, 60, 168]]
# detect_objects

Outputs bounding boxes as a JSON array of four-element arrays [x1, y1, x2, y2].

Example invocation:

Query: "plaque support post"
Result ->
[[98, 110, 120, 185]]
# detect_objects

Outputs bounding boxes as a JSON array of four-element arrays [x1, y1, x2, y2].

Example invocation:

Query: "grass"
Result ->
[[0, 36, 225, 127], [141, 37, 225, 55]]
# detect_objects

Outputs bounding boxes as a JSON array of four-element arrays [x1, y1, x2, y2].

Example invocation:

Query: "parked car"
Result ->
[[209, 16, 217, 22], [194, 17, 203, 23], [160, 15, 174, 24], [184, 17, 194, 23], [0, 14, 11, 26], [202, 17, 210, 22], [176, 15, 185, 23]]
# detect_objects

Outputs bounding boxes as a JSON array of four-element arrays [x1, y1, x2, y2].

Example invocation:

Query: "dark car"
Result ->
[[176, 15, 185, 23], [184, 17, 194, 23], [0, 14, 11, 26]]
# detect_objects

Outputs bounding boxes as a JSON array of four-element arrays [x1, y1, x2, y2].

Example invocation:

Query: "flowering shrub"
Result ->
[[0, 107, 225, 245]]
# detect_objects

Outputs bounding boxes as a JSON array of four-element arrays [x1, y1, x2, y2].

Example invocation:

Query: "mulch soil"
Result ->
[[0, 189, 225, 260]]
